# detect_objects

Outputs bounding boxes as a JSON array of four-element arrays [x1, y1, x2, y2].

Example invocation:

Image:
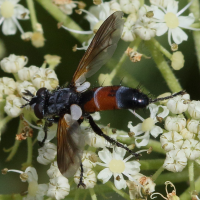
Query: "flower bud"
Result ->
[[188, 101, 200, 119], [187, 119, 200, 133], [180, 128, 195, 140], [47, 161, 62, 179], [18, 65, 39, 81], [165, 115, 186, 132], [1, 54, 28, 73], [171, 51, 184, 70], [120, 0, 140, 14], [0, 77, 16, 95], [31, 32, 45, 48], [82, 151, 98, 168]]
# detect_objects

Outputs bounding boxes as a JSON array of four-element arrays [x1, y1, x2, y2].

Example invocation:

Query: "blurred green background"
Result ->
[[0, 0, 200, 198]]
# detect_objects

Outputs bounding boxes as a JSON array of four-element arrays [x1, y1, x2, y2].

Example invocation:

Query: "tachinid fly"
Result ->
[[21, 11, 185, 187]]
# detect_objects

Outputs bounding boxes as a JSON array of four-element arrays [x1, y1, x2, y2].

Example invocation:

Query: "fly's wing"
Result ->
[[71, 11, 124, 88], [57, 116, 84, 177]]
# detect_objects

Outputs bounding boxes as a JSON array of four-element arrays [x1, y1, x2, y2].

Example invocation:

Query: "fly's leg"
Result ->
[[38, 120, 49, 147], [77, 163, 86, 188], [87, 115, 140, 158]]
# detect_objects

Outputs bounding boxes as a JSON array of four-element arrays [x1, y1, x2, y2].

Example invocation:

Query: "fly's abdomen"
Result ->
[[82, 86, 149, 113]]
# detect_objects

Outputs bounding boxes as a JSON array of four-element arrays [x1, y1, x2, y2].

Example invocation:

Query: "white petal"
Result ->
[[14, 4, 30, 19], [166, 1, 178, 14], [178, 13, 195, 28], [156, 23, 168, 36], [25, 167, 38, 182], [149, 104, 159, 119], [124, 161, 141, 175], [153, 6, 165, 20], [76, 81, 90, 92], [113, 146, 126, 160], [135, 132, 150, 147], [171, 27, 188, 44], [2, 18, 17, 35], [128, 122, 144, 136], [151, 125, 163, 137], [113, 173, 126, 190], [157, 105, 169, 119], [98, 148, 112, 164], [70, 104, 82, 120], [97, 168, 112, 184]]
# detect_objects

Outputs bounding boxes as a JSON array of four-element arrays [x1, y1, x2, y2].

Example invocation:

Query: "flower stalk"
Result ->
[[152, 166, 165, 181], [188, 161, 195, 193], [89, 188, 97, 200]]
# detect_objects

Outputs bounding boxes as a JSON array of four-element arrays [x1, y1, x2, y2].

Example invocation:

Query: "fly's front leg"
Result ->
[[38, 120, 49, 147], [87, 115, 140, 158], [77, 163, 86, 188]]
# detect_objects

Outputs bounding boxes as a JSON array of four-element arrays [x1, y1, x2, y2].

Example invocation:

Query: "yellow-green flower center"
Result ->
[[1, 1, 14, 18], [109, 159, 125, 173], [164, 12, 179, 29], [28, 181, 38, 196], [142, 117, 155, 132]]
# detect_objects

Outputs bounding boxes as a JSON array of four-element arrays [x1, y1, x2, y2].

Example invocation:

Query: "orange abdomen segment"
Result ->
[[83, 86, 120, 113]]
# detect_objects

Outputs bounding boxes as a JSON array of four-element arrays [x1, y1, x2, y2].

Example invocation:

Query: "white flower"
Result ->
[[4, 94, 22, 117], [91, 112, 101, 121], [163, 149, 187, 172], [47, 176, 70, 200], [37, 124, 57, 143], [0, 77, 16, 95], [110, 0, 121, 13], [188, 101, 200, 119], [23, 167, 48, 200], [121, 13, 136, 41], [84, 131, 117, 148], [150, 0, 175, 8], [171, 51, 185, 70], [167, 93, 190, 114], [120, 0, 140, 14], [74, 167, 97, 189], [31, 68, 59, 90], [97, 147, 140, 190], [127, 173, 156, 199], [160, 131, 183, 152], [182, 139, 200, 160], [47, 161, 62, 179], [128, 104, 169, 147], [165, 115, 186, 132], [134, 5, 157, 40], [18, 65, 39, 81], [1, 54, 28, 73], [0, 0, 29, 35], [157, 92, 172, 105], [180, 128, 195, 140], [187, 119, 200, 134], [82, 151, 97, 169], [57, 2, 76, 15], [153, 0, 200, 45], [37, 142, 57, 165]]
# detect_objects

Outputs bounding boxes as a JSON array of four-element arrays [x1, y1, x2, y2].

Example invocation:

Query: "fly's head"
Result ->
[[21, 87, 48, 119]]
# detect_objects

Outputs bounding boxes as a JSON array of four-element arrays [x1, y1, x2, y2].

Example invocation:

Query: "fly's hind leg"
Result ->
[[77, 163, 86, 189], [87, 115, 140, 158]]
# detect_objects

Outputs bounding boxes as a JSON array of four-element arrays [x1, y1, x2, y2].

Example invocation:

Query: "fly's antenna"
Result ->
[[149, 90, 186, 104], [119, 77, 124, 85], [21, 90, 35, 108]]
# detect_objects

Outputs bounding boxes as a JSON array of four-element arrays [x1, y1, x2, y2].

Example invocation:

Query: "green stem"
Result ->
[[105, 181, 130, 200], [26, 0, 38, 31], [0, 194, 22, 200], [74, 189, 80, 200], [140, 159, 164, 171], [188, 161, 195, 193], [151, 38, 172, 59], [36, 0, 89, 43], [26, 137, 33, 165], [152, 166, 164, 181], [89, 188, 97, 200], [180, 176, 200, 200], [189, 0, 200, 70], [145, 39, 182, 93], [5, 120, 23, 161], [0, 116, 12, 130]]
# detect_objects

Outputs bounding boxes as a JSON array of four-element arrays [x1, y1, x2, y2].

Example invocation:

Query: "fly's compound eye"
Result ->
[[36, 87, 47, 97], [34, 103, 44, 119]]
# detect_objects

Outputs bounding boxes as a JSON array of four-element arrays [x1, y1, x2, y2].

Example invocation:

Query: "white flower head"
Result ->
[[74, 167, 97, 189], [1, 54, 28, 73], [47, 176, 70, 200], [97, 147, 141, 190], [47, 161, 62, 179], [23, 167, 48, 200], [128, 104, 169, 147], [163, 149, 187, 172], [165, 115, 186, 132], [180, 128, 195, 140], [188, 101, 200, 120], [82, 151, 98, 169], [0, 0, 30, 35], [160, 131, 184, 152], [127, 173, 156, 199], [0, 77, 16, 95], [18, 65, 39, 81], [187, 119, 200, 134], [120, 0, 140, 14], [31, 68, 59, 90], [37, 142, 57, 165], [153, 0, 200, 45], [182, 139, 200, 160], [134, 5, 157, 40], [121, 13, 136, 42], [4, 94, 22, 117], [167, 93, 190, 114]]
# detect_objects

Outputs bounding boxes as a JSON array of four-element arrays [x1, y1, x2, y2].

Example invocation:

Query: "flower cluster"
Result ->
[[0, 54, 59, 118]]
